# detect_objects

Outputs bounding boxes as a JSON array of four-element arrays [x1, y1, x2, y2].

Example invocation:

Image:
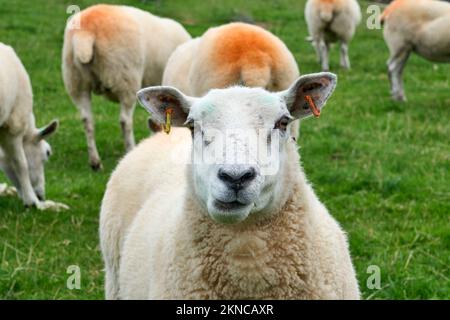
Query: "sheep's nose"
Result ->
[[218, 166, 257, 190]]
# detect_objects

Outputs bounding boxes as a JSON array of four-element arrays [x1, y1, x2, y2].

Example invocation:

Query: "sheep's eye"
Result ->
[[274, 116, 291, 132], [202, 131, 214, 147]]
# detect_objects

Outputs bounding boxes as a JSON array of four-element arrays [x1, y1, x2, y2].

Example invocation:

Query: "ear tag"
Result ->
[[163, 108, 173, 134], [305, 95, 320, 118]]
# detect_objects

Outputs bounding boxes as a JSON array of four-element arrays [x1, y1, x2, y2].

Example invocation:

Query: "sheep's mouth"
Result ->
[[214, 199, 247, 211]]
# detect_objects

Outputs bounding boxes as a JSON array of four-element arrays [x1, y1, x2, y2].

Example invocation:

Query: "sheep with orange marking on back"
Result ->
[[381, 0, 450, 101], [62, 4, 191, 170], [305, 0, 361, 71], [160, 22, 301, 137]]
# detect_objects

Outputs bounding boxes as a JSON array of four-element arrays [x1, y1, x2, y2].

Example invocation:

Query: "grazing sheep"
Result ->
[[381, 0, 450, 101], [100, 72, 360, 299], [0, 43, 67, 211], [305, 0, 361, 71], [160, 22, 301, 136], [62, 4, 191, 170]]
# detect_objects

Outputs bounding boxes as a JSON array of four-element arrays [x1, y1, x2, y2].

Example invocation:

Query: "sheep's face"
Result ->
[[188, 88, 291, 224], [138, 73, 337, 224], [23, 120, 58, 200]]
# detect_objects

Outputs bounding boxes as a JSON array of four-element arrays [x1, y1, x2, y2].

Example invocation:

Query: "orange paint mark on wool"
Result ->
[[74, 5, 132, 41], [381, 0, 408, 22], [210, 23, 283, 73], [316, 0, 346, 10]]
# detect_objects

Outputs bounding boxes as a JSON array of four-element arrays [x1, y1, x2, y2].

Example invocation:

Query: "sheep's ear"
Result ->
[[279, 72, 337, 119], [38, 119, 59, 140], [137, 86, 196, 127]]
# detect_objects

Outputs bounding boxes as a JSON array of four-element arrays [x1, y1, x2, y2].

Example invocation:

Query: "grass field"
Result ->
[[0, 0, 449, 299]]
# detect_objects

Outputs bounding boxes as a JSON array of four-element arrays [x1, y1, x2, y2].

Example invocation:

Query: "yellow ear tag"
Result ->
[[305, 95, 321, 118], [163, 108, 173, 134]]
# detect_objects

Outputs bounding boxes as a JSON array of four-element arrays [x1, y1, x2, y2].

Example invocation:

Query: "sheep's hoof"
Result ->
[[0, 183, 17, 197], [392, 93, 407, 102], [36, 200, 70, 212], [90, 161, 103, 171]]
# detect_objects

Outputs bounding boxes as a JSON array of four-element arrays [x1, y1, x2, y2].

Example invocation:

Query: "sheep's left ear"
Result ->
[[279, 72, 337, 119], [38, 119, 59, 140]]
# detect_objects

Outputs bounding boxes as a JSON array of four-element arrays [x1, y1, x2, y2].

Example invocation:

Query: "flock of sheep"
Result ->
[[0, 0, 448, 299]]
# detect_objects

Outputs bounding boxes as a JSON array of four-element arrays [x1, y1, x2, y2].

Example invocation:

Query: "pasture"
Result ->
[[0, 0, 449, 299]]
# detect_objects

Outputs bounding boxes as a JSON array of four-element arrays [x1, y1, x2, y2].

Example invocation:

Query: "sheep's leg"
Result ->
[[0, 135, 39, 206], [0, 157, 19, 196], [104, 250, 121, 299], [75, 93, 102, 170], [119, 95, 136, 152], [387, 49, 411, 102], [319, 39, 330, 71], [340, 42, 351, 70], [312, 40, 321, 63]]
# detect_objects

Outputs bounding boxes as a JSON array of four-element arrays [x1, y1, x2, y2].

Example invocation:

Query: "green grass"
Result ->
[[0, 0, 449, 299]]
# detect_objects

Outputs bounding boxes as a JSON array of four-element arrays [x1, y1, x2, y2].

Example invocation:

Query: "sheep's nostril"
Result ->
[[218, 167, 257, 190], [218, 169, 233, 183], [241, 167, 256, 183]]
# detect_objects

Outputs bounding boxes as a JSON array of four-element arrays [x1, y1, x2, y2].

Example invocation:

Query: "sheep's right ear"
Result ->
[[137, 86, 196, 127]]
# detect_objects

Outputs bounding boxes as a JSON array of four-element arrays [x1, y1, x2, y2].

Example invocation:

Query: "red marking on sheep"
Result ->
[[209, 24, 283, 85], [74, 5, 133, 41], [380, 0, 408, 23], [316, 0, 346, 10]]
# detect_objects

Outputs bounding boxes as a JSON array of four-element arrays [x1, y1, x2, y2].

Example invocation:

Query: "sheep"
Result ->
[[381, 0, 450, 101], [100, 72, 360, 299], [160, 22, 301, 137], [0, 43, 68, 211], [62, 4, 191, 170], [305, 0, 361, 71]]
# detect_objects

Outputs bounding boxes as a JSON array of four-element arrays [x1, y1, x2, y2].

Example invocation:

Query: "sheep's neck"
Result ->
[[180, 157, 312, 298], [23, 113, 38, 143]]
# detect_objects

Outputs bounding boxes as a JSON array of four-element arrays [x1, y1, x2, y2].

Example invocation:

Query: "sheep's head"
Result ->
[[138, 73, 336, 224], [23, 120, 58, 200]]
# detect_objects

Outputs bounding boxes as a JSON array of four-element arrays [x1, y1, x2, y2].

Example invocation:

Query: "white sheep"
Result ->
[[62, 4, 191, 170], [305, 0, 361, 71], [100, 72, 360, 299], [160, 22, 301, 137], [0, 43, 67, 211], [381, 0, 450, 101]]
